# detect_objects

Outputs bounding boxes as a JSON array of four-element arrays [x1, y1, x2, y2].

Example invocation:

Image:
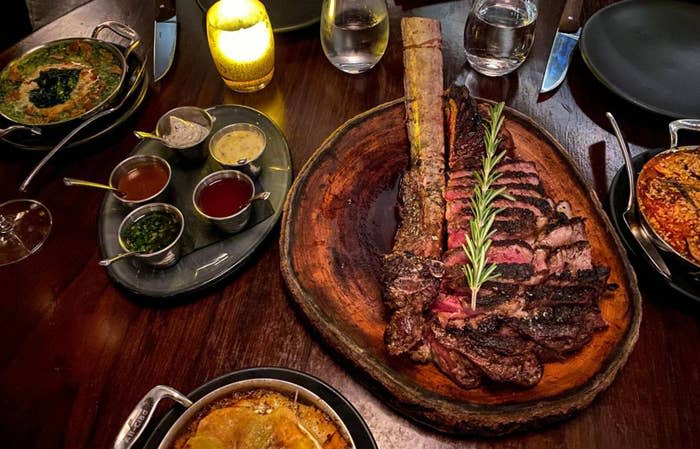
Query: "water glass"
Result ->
[[320, 0, 389, 74], [464, 0, 537, 77]]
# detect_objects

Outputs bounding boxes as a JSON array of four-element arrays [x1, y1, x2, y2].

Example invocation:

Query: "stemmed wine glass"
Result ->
[[0, 128, 51, 267], [0, 199, 52, 266]]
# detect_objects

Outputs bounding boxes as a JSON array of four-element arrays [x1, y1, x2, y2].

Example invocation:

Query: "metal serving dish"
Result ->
[[192, 169, 256, 234], [117, 203, 184, 268], [635, 119, 700, 271], [109, 154, 172, 209], [113, 378, 356, 449], [155, 106, 215, 161], [209, 122, 267, 178], [0, 21, 141, 132]]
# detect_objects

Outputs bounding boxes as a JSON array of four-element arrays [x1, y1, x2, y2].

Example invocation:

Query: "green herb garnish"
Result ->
[[122, 212, 180, 254], [462, 102, 512, 310], [28, 68, 81, 108]]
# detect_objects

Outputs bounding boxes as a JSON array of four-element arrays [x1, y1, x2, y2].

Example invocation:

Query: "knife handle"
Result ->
[[559, 0, 583, 33]]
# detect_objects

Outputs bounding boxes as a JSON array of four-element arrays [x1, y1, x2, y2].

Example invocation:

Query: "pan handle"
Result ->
[[92, 21, 142, 60], [112, 385, 192, 449], [0, 125, 41, 139], [669, 119, 700, 148]]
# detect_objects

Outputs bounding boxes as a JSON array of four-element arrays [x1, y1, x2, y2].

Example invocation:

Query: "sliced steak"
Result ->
[[445, 85, 485, 171], [429, 332, 483, 389], [445, 181, 546, 201], [381, 252, 443, 358], [433, 318, 543, 387], [488, 240, 535, 265], [382, 84, 611, 391], [536, 217, 586, 248], [547, 241, 593, 274], [510, 305, 608, 361]]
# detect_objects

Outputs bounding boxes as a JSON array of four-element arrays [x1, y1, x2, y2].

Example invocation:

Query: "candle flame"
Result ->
[[206, 0, 275, 91], [216, 21, 271, 63]]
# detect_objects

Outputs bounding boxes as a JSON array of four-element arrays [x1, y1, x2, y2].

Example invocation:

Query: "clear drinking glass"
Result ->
[[320, 0, 389, 74], [464, 0, 537, 77]]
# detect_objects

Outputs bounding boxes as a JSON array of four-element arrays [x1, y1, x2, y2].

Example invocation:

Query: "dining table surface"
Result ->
[[1, 0, 698, 448]]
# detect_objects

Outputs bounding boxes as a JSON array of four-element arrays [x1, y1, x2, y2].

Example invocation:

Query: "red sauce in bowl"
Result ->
[[117, 163, 169, 201], [198, 177, 253, 217]]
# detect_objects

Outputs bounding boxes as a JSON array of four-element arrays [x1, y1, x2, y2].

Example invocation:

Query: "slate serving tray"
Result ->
[[98, 105, 292, 299]]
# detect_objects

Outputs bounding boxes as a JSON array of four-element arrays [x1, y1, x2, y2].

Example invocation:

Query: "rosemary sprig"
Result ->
[[462, 102, 512, 310]]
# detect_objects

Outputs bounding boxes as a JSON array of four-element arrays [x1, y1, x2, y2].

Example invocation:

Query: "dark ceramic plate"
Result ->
[[198, 0, 321, 33], [98, 105, 292, 299], [1, 47, 150, 151], [140, 367, 377, 449], [580, 0, 700, 118], [608, 149, 699, 301]]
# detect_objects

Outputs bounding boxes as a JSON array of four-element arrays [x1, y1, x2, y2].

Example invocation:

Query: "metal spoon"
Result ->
[[244, 191, 271, 206], [99, 251, 140, 266], [63, 177, 126, 197], [606, 112, 672, 279], [133, 130, 167, 144]]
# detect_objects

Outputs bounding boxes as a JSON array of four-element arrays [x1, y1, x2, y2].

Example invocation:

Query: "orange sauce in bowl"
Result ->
[[116, 163, 169, 201], [637, 148, 700, 264]]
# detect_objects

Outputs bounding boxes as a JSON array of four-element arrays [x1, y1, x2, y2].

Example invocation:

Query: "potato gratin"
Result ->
[[173, 389, 351, 449]]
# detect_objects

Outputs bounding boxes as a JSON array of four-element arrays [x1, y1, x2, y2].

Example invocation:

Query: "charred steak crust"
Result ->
[[381, 85, 612, 390], [381, 251, 443, 361]]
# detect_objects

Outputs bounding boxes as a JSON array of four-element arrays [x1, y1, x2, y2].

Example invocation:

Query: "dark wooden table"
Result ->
[[1, 1, 698, 448]]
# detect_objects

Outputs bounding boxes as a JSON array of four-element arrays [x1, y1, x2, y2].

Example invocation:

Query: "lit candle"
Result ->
[[206, 0, 274, 92]]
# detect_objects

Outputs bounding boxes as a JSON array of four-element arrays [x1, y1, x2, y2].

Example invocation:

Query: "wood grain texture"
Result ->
[[279, 98, 642, 434], [0, 0, 698, 448]]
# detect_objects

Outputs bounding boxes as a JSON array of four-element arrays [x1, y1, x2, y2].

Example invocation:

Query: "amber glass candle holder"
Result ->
[[206, 0, 275, 92]]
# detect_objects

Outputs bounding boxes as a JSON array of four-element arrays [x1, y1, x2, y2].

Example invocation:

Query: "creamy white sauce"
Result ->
[[212, 128, 265, 165], [163, 116, 209, 148]]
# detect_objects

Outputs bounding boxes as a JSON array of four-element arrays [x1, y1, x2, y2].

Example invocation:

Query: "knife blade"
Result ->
[[540, 0, 584, 93], [154, 0, 177, 82]]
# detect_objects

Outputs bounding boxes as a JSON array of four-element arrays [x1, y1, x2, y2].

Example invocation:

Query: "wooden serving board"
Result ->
[[279, 98, 642, 435]]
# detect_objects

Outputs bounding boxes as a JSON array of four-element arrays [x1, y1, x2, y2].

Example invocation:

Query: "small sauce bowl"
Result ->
[[209, 123, 266, 179], [156, 106, 214, 161], [117, 203, 185, 268], [192, 170, 255, 234], [109, 155, 171, 208]]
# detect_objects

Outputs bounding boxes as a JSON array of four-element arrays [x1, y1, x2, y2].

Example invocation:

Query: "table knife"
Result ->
[[154, 0, 177, 82], [540, 0, 584, 93]]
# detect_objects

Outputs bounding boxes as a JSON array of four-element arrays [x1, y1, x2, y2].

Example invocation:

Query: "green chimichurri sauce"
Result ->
[[122, 212, 180, 254], [28, 68, 81, 108]]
